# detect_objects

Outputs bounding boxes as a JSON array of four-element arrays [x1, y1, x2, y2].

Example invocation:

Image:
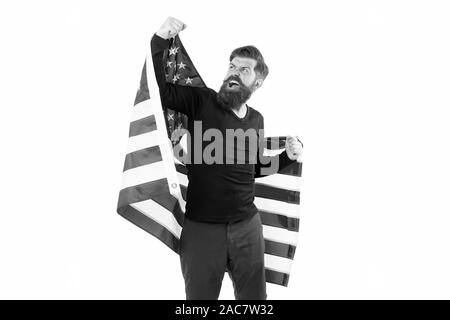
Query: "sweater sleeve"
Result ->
[[254, 116, 297, 178], [150, 33, 202, 118]]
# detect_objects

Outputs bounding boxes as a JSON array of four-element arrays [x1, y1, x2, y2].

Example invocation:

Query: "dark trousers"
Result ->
[[179, 213, 267, 300]]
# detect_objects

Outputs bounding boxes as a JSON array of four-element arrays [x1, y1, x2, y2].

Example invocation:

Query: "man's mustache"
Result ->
[[223, 75, 244, 87]]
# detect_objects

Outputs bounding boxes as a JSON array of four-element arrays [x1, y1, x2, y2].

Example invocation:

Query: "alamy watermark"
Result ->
[[170, 120, 281, 175]]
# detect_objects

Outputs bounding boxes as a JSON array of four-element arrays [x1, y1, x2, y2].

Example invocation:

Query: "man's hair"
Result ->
[[230, 45, 269, 80]]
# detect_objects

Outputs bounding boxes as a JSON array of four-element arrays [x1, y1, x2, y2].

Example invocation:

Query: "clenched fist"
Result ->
[[285, 135, 303, 161], [156, 17, 187, 40]]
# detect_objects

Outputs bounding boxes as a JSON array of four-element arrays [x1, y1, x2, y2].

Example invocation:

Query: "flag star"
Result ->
[[177, 61, 186, 69], [169, 46, 179, 55], [172, 75, 179, 83], [167, 61, 173, 68], [185, 77, 193, 85]]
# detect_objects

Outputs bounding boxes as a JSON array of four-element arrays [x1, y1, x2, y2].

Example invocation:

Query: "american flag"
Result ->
[[117, 36, 302, 286]]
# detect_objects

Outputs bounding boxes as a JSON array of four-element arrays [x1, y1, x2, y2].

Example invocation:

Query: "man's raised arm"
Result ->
[[150, 17, 201, 118]]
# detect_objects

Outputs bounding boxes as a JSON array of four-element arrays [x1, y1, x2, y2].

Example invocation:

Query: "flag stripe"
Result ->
[[126, 130, 160, 154], [130, 99, 153, 122], [256, 174, 301, 192], [264, 239, 296, 259], [118, 178, 185, 227], [262, 225, 299, 246], [176, 172, 189, 189], [134, 62, 150, 105], [117, 204, 180, 253], [149, 188, 185, 227], [121, 161, 168, 189], [129, 114, 157, 137], [255, 183, 300, 204], [259, 210, 300, 232], [279, 161, 302, 177], [254, 197, 300, 218], [265, 269, 289, 287], [132, 199, 182, 239], [123, 146, 162, 171], [259, 153, 302, 177], [264, 254, 292, 274], [117, 178, 169, 209], [264, 137, 286, 149], [175, 163, 188, 175]]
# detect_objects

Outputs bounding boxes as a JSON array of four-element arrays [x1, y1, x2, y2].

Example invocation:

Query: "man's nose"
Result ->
[[230, 70, 241, 79], [229, 68, 241, 77]]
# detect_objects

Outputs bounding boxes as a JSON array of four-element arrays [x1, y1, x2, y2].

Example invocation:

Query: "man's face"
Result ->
[[217, 57, 262, 110], [224, 57, 258, 90]]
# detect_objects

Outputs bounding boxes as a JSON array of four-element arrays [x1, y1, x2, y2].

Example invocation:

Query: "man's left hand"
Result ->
[[286, 135, 303, 161]]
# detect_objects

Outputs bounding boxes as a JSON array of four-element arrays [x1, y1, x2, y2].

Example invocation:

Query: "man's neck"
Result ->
[[231, 103, 247, 118]]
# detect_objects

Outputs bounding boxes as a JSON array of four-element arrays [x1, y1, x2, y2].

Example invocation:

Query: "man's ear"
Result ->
[[254, 78, 264, 90]]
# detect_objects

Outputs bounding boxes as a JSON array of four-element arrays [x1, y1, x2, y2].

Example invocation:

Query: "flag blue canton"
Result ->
[[163, 37, 205, 146]]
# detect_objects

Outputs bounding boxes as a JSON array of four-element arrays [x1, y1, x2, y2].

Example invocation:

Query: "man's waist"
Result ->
[[185, 202, 258, 224], [187, 163, 256, 179]]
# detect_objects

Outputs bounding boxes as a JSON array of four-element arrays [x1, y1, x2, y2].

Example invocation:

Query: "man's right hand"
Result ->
[[156, 17, 187, 40]]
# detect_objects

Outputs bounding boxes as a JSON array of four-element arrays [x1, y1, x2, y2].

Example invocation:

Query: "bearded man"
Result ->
[[151, 17, 303, 300]]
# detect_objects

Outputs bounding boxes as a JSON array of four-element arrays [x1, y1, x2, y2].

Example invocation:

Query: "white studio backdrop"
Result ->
[[0, 0, 449, 299]]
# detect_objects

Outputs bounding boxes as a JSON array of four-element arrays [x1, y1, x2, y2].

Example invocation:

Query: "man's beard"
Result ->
[[216, 76, 254, 111]]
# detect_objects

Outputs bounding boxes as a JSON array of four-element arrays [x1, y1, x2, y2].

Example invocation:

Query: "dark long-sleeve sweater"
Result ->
[[151, 34, 296, 223]]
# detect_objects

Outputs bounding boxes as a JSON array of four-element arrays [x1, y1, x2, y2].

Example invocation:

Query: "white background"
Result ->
[[0, 0, 449, 299]]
